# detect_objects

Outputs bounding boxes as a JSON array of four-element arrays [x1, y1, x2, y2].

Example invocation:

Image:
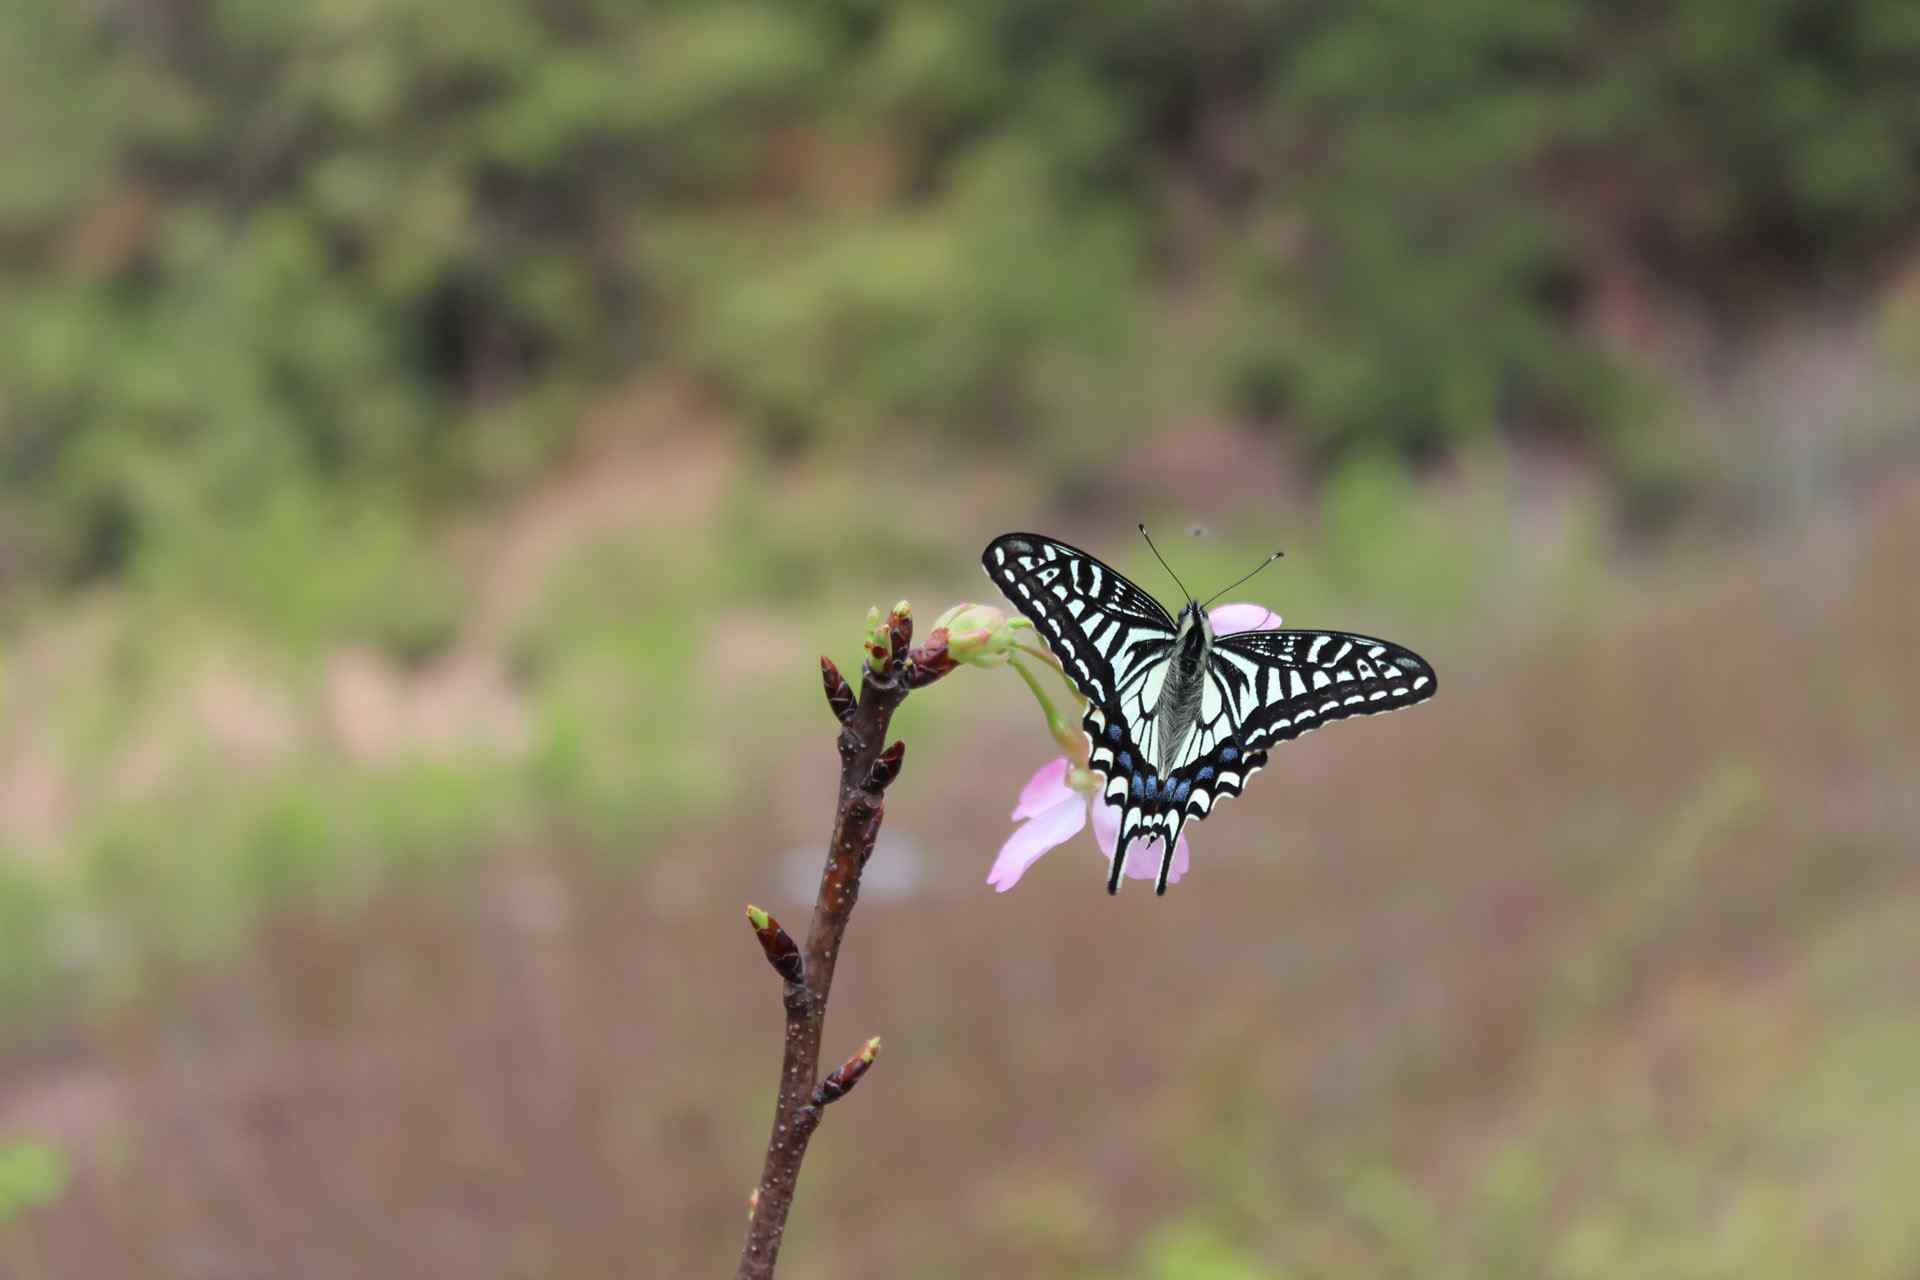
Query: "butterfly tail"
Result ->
[[1152, 812, 1189, 896], [1105, 821, 1131, 895], [1106, 804, 1187, 896], [1106, 800, 1154, 895]]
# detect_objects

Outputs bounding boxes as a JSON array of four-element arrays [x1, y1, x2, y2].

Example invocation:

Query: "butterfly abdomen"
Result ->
[[1152, 661, 1207, 780]]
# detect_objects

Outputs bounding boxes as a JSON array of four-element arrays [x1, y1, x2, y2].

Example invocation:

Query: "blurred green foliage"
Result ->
[[6, 0, 1920, 596], [0, 1141, 68, 1224], [0, 862, 58, 1013], [1, 6, 1916, 1272], [1138, 1222, 1276, 1279], [515, 532, 728, 841]]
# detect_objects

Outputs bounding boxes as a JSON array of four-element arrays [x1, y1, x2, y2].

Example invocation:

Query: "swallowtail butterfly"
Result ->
[[984, 530, 1437, 895]]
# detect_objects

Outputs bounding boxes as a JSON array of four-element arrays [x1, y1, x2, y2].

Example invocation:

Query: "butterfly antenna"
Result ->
[[1201, 548, 1285, 611], [1137, 523, 1193, 601]]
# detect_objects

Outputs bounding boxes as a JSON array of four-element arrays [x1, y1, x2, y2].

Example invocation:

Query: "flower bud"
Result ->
[[746, 904, 804, 984], [905, 629, 959, 688], [812, 1035, 882, 1106], [886, 601, 912, 665], [864, 740, 906, 791], [930, 603, 1027, 669], [864, 605, 891, 667], [820, 656, 856, 722]]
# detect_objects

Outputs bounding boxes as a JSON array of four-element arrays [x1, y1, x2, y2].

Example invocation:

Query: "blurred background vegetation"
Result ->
[[2, 0, 1918, 1275]]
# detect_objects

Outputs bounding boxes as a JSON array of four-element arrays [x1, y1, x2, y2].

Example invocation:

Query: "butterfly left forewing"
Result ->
[[1210, 628, 1437, 749], [982, 533, 1174, 703], [983, 534, 1182, 892]]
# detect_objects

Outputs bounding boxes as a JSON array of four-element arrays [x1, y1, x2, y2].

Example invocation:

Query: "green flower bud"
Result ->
[[886, 602, 912, 661], [933, 603, 1027, 669]]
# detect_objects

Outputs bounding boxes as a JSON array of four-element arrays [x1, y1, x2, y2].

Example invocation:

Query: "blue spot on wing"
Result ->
[[1221, 745, 1239, 763], [1107, 723, 1122, 742], [1196, 766, 1214, 782]]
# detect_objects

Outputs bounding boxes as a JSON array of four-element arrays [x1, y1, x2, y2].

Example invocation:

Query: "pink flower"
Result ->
[[985, 601, 1280, 892], [1205, 602, 1281, 636], [986, 756, 1192, 891]]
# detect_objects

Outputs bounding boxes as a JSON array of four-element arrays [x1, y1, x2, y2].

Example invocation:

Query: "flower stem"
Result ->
[[1009, 652, 1087, 765], [1011, 638, 1069, 675]]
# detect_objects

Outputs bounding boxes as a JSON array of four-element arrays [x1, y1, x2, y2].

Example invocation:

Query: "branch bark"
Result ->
[[736, 610, 945, 1279]]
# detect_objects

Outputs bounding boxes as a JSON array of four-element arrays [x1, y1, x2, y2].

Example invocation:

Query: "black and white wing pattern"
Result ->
[[981, 535, 1177, 869], [1184, 626, 1437, 815], [983, 532, 1437, 896], [982, 532, 1176, 707]]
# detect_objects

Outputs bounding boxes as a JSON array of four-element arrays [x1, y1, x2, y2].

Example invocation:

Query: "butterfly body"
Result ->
[[983, 532, 1437, 896], [1151, 602, 1212, 779]]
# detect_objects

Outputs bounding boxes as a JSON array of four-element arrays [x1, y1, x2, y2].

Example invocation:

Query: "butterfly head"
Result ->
[[1175, 599, 1211, 658]]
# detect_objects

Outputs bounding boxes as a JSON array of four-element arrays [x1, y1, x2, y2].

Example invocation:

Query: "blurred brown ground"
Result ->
[[4, 441, 1916, 1278]]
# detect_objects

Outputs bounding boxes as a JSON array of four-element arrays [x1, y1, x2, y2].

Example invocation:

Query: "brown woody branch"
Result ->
[[736, 606, 949, 1279]]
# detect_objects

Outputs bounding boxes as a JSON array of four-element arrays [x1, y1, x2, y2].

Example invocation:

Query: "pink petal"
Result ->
[[1011, 757, 1075, 821], [1089, 791, 1120, 854], [1209, 602, 1281, 635], [1120, 832, 1192, 884], [987, 793, 1087, 892], [1168, 833, 1191, 883]]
